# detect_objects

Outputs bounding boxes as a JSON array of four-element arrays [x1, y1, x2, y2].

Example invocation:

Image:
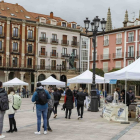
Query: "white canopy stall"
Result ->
[[3, 77, 28, 87], [40, 76, 65, 86], [68, 70, 108, 84]]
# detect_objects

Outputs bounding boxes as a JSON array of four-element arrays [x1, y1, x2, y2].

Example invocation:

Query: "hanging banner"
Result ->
[[109, 79, 117, 84]]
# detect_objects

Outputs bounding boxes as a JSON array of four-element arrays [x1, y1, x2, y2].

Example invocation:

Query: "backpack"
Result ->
[[13, 94, 22, 110], [0, 92, 9, 111], [36, 90, 48, 105]]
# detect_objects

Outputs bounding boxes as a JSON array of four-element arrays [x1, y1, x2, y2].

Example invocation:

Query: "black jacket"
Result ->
[[122, 93, 130, 106], [0, 88, 6, 94], [53, 91, 61, 104], [73, 89, 78, 97], [76, 91, 85, 105]]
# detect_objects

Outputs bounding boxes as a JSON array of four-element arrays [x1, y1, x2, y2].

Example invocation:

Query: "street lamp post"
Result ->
[[57, 64, 62, 80], [84, 16, 106, 112]]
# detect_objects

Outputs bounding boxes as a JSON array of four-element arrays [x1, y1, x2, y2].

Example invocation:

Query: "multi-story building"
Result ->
[[0, 1, 38, 92], [0, 1, 81, 92], [30, 12, 81, 85], [89, 9, 140, 73]]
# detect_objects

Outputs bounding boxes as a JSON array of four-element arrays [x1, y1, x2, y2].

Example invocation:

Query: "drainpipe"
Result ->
[[124, 30, 127, 67], [135, 29, 138, 60]]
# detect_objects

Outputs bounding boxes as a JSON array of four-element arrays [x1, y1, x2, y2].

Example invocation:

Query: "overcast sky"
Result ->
[[4, 0, 140, 29]]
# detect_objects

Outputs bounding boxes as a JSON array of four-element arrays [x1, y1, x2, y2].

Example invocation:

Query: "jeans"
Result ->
[[53, 103, 58, 114], [0, 111, 5, 134], [36, 108, 48, 131], [47, 109, 52, 129], [77, 104, 84, 118], [74, 97, 77, 107]]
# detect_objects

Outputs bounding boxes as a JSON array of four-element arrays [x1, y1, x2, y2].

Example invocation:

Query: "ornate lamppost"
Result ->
[[84, 16, 106, 112]]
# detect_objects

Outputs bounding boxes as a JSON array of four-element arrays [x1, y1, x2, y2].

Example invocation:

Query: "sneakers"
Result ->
[[78, 116, 81, 120], [44, 131, 47, 135], [34, 131, 41, 135], [0, 135, 5, 139]]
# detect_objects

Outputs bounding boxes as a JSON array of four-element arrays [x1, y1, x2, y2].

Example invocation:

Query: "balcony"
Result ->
[[103, 39, 109, 46], [89, 55, 99, 61], [50, 38, 59, 44], [39, 51, 47, 57], [39, 37, 48, 43], [126, 52, 135, 58], [128, 37, 134, 42], [116, 38, 122, 44], [50, 52, 58, 58], [100, 54, 111, 60], [113, 53, 123, 59], [0, 62, 2, 66], [27, 65, 32, 69], [61, 40, 69, 46], [26, 50, 34, 56], [11, 49, 20, 55], [26, 37, 35, 42], [71, 41, 79, 47], [12, 63, 18, 67], [61, 53, 70, 58], [11, 35, 20, 40]]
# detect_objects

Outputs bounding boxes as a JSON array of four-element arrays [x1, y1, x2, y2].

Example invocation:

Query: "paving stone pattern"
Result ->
[[2, 99, 140, 140]]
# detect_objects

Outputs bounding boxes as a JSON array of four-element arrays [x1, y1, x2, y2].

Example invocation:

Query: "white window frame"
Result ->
[[116, 47, 122, 58], [128, 45, 134, 57]]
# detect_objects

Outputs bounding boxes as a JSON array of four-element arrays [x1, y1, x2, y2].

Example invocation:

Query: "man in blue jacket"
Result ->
[[32, 83, 51, 135]]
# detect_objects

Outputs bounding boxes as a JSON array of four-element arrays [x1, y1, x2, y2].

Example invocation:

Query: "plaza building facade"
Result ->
[[0, 1, 82, 92]]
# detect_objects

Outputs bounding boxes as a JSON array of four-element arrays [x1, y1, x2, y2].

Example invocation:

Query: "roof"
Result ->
[[0, 1, 36, 21]]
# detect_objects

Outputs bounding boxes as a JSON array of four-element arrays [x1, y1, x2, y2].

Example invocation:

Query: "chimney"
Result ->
[[50, 12, 53, 19]]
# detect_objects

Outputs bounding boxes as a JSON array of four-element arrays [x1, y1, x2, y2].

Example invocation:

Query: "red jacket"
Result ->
[[64, 95, 74, 103]]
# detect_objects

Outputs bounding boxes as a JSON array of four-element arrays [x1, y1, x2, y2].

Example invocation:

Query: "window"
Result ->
[[104, 35, 109, 46], [0, 26, 2, 35], [128, 32, 134, 42], [81, 61, 88, 71], [25, 16, 30, 19], [28, 30, 33, 39], [73, 36, 77, 42], [81, 50, 88, 60], [52, 34, 57, 40], [51, 60, 56, 70], [103, 62, 108, 72], [116, 34, 122, 44], [128, 60, 133, 65], [72, 24, 76, 28], [40, 59, 45, 69], [28, 44, 32, 53], [62, 48, 67, 54], [13, 57, 17, 66], [116, 61, 121, 69], [13, 27, 18, 37], [41, 32, 46, 39], [11, 13, 16, 16], [128, 46, 134, 57], [52, 49, 56, 56], [72, 49, 77, 56], [103, 48, 109, 59], [0, 41, 2, 50], [41, 48, 45, 55], [116, 47, 122, 58], [27, 58, 32, 66], [13, 42, 18, 51], [62, 22, 66, 27], [82, 40, 87, 49]]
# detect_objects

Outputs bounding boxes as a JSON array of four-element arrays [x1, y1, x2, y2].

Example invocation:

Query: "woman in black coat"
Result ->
[[64, 89, 74, 119]]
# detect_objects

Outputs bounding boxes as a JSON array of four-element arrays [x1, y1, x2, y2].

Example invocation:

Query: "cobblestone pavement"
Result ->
[[2, 99, 140, 140]]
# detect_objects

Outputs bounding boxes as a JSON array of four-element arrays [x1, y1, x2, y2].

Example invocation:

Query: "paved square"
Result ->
[[2, 99, 139, 140]]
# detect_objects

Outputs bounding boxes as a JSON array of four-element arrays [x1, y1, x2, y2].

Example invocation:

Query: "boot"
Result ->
[[69, 110, 71, 119], [12, 118, 17, 132], [6, 118, 13, 133], [65, 110, 68, 119]]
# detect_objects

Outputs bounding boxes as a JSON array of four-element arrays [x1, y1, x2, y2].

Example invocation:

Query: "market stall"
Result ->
[[3, 77, 28, 86], [68, 70, 109, 84], [39, 76, 65, 86], [104, 57, 140, 122]]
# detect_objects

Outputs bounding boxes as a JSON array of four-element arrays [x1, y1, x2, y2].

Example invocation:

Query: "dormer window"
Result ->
[[7, 7, 9, 10], [72, 24, 76, 28], [21, 10, 23, 12], [11, 13, 16, 16], [62, 22, 66, 27], [25, 16, 30, 19]]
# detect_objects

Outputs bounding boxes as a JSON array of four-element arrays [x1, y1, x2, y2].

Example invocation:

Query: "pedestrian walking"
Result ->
[[53, 88, 60, 118], [76, 88, 86, 119], [73, 86, 78, 107], [32, 82, 51, 135], [0, 81, 9, 139], [6, 87, 17, 133], [47, 88, 54, 132], [64, 89, 74, 119], [22, 87, 26, 98]]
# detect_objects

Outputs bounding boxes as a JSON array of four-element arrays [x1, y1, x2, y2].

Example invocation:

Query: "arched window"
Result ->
[[51, 74, 56, 79], [38, 74, 46, 81]]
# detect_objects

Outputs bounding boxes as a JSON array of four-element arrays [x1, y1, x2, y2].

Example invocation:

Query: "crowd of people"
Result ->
[[0, 80, 137, 138]]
